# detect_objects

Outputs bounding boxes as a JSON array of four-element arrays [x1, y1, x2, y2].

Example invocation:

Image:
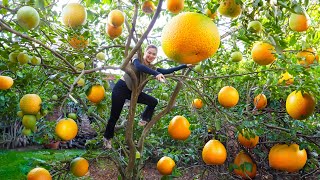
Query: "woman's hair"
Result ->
[[146, 44, 158, 52]]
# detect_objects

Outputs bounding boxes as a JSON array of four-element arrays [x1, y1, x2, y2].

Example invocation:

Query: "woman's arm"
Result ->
[[156, 64, 188, 75], [133, 59, 160, 76]]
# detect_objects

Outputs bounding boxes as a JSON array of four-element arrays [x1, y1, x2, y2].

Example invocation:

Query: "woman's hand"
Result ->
[[155, 74, 166, 82]]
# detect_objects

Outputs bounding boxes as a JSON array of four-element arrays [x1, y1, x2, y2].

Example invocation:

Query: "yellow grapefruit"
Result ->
[[62, 3, 87, 28], [55, 118, 78, 141], [286, 90, 316, 120], [251, 42, 276, 65], [0, 76, 14, 90], [20, 94, 42, 115], [161, 12, 220, 64]]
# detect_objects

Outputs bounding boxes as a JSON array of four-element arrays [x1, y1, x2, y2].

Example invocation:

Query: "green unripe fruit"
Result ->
[[231, 51, 243, 62], [248, 21, 262, 33], [22, 128, 33, 136], [194, 64, 203, 73], [68, 113, 77, 120], [17, 6, 40, 30], [30, 56, 41, 65], [96, 52, 106, 61], [9, 51, 20, 63], [52, 95, 58, 100], [75, 61, 85, 70], [17, 52, 30, 65], [22, 115, 37, 129]]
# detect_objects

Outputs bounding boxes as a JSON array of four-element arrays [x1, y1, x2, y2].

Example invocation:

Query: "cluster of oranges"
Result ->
[[18, 94, 42, 136], [27, 156, 89, 179]]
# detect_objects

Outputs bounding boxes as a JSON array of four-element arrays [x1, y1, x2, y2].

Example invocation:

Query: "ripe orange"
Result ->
[[251, 42, 276, 65], [55, 118, 78, 141], [161, 12, 220, 64], [20, 94, 42, 115], [106, 23, 123, 39], [87, 85, 105, 104], [269, 143, 307, 172], [142, 1, 156, 14], [218, 0, 242, 18], [278, 71, 294, 85], [27, 167, 52, 180], [205, 9, 217, 19], [202, 139, 227, 165], [253, 94, 267, 110], [286, 90, 315, 120], [237, 129, 259, 148], [166, 0, 184, 14], [69, 35, 88, 49], [62, 3, 87, 28], [0, 75, 14, 90], [234, 151, 257, 179], [192, 98, 203, 109], [17, 6, 40, 30], [70, 157, 89, 177], [107, 9, 125, 27], [218, 86, 239, 108], [157, 156, 175, 175], [168, 115, 191, 140], [297, 48, 319, 67], [289, 13, 310, 32]]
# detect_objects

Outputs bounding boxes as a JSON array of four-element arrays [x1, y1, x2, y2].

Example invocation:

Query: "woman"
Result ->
[[103, 44, 192, 148]]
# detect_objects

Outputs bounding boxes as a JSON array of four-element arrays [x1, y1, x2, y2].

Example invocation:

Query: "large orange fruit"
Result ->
[[0, 75, 14, 90], [70, 157, 89, 177], [238, 129, 259, 148], [253, 94, 267, 110], [107, 9, 125, 27], [218, 86, 239, 108], [289, 13, 310, 32], [62, 3, 87, 28], [20, 94, 42, 115], [278, 71, 294, 85], [106, 23, 123, 39], [202, 140, 227, 165], [251, 42, 276, 65], [286, 90, 315, 120], [68, 35, 88, 49], [27, 167, 52, 180], [234, 151, 257, 179], [17, 6, 40, 30], [142, 1, 156, 14], [168, 115, 191, 140], [218, 0, 242, 18], [157, 156, 175, 175], [192, 98, 203, 109], [161, 12, 220, 64], [166, 0, 184, 14], [87, 85, 105, 104], [55, 118, 78, 141], [297, 48, 318, 67], [269, 143, 307, 172]]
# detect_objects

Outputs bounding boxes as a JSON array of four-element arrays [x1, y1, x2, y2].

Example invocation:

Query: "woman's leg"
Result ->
[[137, 92, 158, 122], [104, 80, 131, 139]]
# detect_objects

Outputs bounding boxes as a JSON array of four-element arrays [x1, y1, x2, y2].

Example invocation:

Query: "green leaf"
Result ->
[[35, 0, 45, 9], [243, 162, 253, 172]]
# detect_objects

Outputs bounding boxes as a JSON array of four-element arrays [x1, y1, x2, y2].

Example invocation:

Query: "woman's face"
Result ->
[[143, 47, 157, 64]]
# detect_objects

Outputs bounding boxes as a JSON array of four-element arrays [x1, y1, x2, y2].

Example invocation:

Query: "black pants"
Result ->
[[104, 79, 158, 139]]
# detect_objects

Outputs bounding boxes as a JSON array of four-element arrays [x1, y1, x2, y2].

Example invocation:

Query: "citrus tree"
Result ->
[[0, 0, 319, 179]]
